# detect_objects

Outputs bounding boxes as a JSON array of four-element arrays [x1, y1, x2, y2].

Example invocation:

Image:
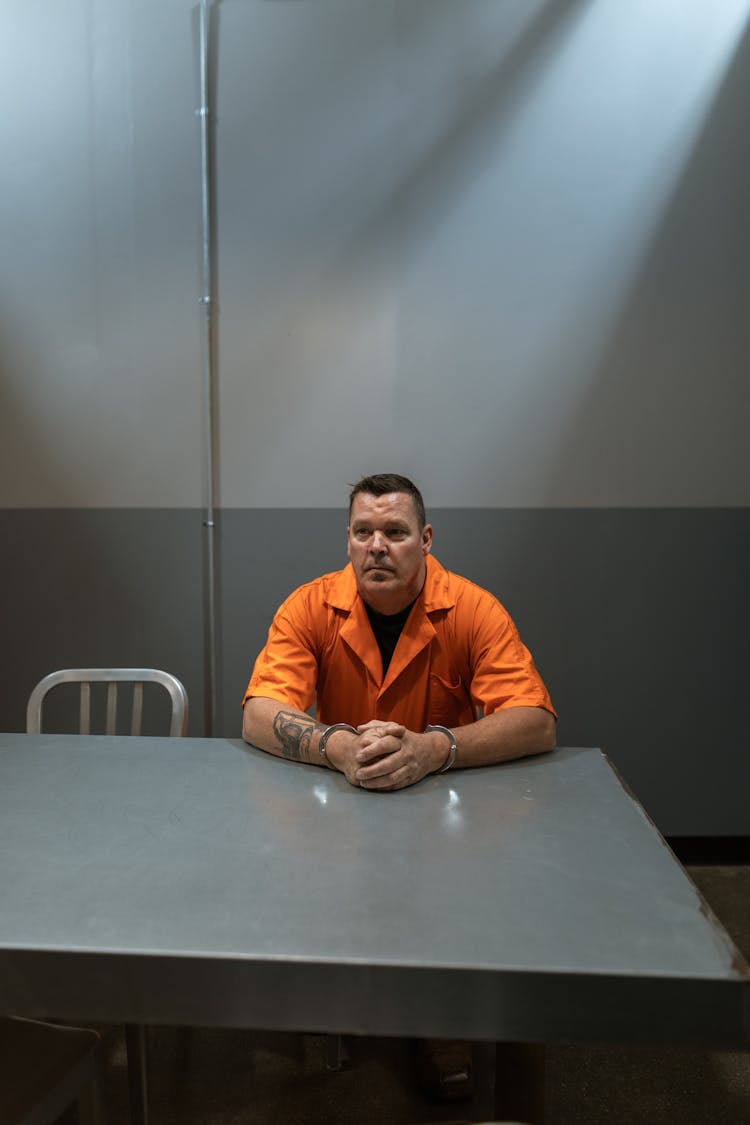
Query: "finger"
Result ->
[[358, 763, 417, 791], [356, 721, 405, 737], [356, 736, 401, 764], [357, 729, 404, 753], [358, 728, 390, 746], [356, 746, 412, 782]]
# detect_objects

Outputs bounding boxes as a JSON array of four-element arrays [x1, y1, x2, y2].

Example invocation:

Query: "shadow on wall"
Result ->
[[535, 13, 750, 509], [350, 0, 591, 268], [0, 330, 205, 735], [447, 18, 750, 830], [220, 0, 591, 495]]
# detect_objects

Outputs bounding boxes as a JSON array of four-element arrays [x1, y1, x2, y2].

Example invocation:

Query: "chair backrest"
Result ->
[[26, 668, 189, 737]]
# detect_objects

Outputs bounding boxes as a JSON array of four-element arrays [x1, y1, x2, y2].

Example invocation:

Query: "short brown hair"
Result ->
[[348, 474, 426, 528]]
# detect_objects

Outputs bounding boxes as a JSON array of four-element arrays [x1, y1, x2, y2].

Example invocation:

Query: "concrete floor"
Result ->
[[93, 865, 750, 1125]]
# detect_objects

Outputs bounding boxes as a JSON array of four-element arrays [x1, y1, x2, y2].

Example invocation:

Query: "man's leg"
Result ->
[[417, 1038, 474, 1102]]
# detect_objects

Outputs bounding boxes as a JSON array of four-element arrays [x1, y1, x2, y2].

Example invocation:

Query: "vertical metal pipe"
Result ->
[[197, 0, 217, 736]]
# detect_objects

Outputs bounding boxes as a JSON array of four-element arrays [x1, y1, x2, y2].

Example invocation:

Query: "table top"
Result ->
[[0, 734, 747, 1046]]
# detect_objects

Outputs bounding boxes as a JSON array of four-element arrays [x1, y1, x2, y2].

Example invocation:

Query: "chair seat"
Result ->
[[0, 1017, 102, 1125]]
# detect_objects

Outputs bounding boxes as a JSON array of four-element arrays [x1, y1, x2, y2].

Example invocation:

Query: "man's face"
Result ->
[[347, 491, 432, 613]]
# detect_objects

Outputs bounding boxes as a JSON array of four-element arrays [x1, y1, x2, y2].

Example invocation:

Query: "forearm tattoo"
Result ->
[[272, 710, 324, 763]]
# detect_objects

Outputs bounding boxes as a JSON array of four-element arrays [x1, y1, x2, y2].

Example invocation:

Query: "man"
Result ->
[[243, 473, 556, 788], [242, 473, 556, 1102]]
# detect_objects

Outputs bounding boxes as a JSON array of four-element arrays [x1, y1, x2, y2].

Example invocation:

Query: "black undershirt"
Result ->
[[364, 597, 417, 677]]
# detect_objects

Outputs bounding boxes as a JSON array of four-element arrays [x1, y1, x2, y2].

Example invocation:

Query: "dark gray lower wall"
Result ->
[[2, 508, 748, 836]]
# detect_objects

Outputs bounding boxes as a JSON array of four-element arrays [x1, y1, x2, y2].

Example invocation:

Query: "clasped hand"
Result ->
[[333, 720, 443, 792]]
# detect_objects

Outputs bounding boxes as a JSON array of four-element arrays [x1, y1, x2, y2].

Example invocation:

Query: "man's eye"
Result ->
[[388, 530, 406, 539], [355, 528, 370, 538]]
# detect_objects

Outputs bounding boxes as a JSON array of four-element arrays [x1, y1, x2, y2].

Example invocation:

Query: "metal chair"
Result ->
[[26, 667, 189, 737], [0, 1015, 104, 1125], [26, 668, 190, 1125]]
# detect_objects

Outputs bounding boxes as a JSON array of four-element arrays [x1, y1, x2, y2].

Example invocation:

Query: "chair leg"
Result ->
[[125, 1023, 149, 1125], [77, 1070, 105, 1125], [494, 1041, 546, 1124], [325, 1033, 343, 1071]]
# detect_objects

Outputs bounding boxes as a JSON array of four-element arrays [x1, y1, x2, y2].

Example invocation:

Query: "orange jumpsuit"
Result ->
[[244, 555, 555, 731]]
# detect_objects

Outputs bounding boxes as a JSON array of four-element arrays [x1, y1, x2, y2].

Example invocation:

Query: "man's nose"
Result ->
[[370, 531, 388, 553]]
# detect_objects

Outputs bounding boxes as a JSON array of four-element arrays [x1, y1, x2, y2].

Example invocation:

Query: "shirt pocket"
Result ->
[[428, 672, 471, 727]]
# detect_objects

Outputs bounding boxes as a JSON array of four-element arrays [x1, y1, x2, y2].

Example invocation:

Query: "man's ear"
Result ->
[[422, 524, 433, 555], [346, 526, 351, 559]]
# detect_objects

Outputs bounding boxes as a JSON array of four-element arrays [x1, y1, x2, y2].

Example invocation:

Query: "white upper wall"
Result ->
[[2, 0, 749, 507]]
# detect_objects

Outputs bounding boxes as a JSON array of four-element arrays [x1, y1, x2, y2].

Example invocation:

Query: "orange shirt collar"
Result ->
[[325, 553, 456, 615]]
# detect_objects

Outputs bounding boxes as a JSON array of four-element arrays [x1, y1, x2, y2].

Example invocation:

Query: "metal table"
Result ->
[[0, 735, 747, 1066]]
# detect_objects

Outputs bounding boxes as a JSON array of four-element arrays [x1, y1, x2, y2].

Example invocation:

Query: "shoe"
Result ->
[[417, 1037, 474, 1103]]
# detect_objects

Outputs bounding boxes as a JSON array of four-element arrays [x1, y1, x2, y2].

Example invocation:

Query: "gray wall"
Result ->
[[2, 2, 749, 834]]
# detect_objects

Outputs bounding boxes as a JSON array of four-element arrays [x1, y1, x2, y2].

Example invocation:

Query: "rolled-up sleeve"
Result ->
[[464, 589, 556, 719], [242, 590, 320, 712]]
